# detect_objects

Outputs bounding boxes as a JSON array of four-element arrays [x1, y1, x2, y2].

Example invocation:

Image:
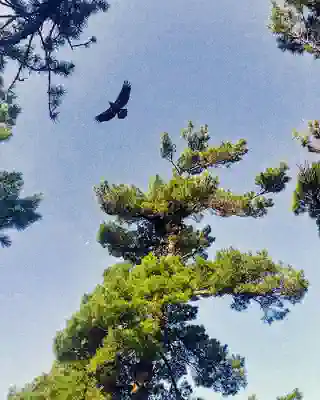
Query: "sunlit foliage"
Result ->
[[8, 123, 305, 399]]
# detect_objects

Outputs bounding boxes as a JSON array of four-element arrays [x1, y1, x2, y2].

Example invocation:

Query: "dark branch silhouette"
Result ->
[[95, 80, 132, 123], [0, 0, 109, 120]]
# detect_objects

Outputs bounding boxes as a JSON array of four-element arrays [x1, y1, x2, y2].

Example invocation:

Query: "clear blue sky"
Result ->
[[0, 0, 319, 398]]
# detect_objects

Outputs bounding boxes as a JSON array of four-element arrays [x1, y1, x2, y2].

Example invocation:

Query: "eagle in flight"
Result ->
[[95, 80, 132, 122]]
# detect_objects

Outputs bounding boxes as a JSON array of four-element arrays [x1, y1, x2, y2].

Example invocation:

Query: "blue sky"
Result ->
[[0, 0, 319, 398]]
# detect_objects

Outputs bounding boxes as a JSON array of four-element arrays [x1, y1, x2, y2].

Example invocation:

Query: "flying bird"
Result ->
[[95, 80, 131, 122]]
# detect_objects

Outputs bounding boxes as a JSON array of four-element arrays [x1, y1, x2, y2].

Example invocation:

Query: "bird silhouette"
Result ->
[[95, 80, 131, 122]]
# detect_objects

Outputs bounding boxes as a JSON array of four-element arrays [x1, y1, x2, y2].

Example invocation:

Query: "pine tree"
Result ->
[[0, 74, 42, 247], [289, 120, 320, 234], [268, 0, 320, 58], [0, 0, 110, 120], [8, 122, 307, 399]]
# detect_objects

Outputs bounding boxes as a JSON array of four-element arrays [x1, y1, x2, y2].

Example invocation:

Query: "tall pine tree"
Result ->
[[8, 122, 307, 399]]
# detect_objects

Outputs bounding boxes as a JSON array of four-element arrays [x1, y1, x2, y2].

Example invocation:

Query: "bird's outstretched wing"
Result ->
[[95, 107, 116, 122], [114, 80, 131, 108]]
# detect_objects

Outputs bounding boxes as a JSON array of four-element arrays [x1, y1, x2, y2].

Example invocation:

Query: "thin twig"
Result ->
[[0, 14, 18, 18], [0, 0, 13, 8], [7, 32, 34, 93], [37, 27, 56, 119], [0, 16, 16, 32], [66, 37, 95, 50], [66, 37, 74, 50], [169, 157, 181, 175], [0, 0, 18, 8], [70, 38, 95, 49]]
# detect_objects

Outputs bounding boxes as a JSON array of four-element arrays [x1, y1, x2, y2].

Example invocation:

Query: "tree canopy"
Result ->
[[7, 122, 307, 399]]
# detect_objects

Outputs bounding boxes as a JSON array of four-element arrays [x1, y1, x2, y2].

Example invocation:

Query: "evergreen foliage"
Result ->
[[95, 122, 290, 264], [0, 2, 308, 398], [0, 169, 42, 247], [268, 0, 320, 58], [0, 74, 42, 247], [292, 120, 320, 234], [8, 122, 307, 399], [0, 0, 109, 119]]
